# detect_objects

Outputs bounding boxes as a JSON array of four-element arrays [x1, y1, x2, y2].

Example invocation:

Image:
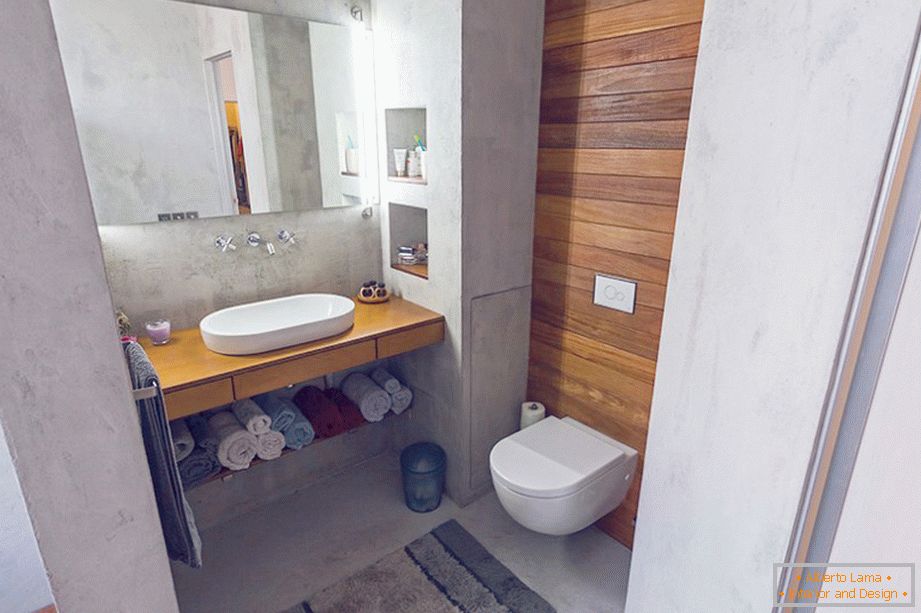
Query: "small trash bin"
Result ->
[[400, 442, 446, 513]]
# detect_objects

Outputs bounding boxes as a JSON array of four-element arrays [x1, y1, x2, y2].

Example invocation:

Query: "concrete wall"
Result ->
[[250, 14, 323, 212], [625, 2, 921, 611], [0, 424, 52, 613], [0, 0, 179, 609], [375, 0, 544, 504], [467, 288, 533, 491], [100, 205, 381, 331], [460, 0, 544, 493], [264, 15, 323, 212], [51, 0, 228, 225]]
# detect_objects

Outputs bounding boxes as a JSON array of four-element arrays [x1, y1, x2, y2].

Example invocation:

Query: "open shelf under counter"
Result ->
[[187, 414, 389, 490], [140, 297, 445, 421]]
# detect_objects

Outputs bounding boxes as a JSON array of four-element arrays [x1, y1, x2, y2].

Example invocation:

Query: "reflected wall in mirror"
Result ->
[[50, 0, 378, 225]]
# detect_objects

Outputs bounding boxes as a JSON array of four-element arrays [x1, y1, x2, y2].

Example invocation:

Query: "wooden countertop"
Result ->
[[140, 297, 444, 393]]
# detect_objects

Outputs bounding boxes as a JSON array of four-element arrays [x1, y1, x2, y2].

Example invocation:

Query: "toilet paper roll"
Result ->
[[520, 401, 546, 430]]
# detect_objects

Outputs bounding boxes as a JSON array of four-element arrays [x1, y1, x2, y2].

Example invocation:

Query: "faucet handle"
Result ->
[[277, 229, 296, 245], [215, 234, 236, 252]]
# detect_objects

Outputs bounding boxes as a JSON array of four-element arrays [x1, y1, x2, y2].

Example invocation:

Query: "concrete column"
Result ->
[[626, 1, 921, 610], [0, 1, 179, 610]]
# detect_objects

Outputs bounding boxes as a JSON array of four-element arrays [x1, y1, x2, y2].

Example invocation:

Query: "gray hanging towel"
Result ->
[[123, 341, 202, 568]]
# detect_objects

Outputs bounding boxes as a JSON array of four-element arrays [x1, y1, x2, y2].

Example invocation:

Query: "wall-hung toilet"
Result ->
[[489, 416, 638, 536]]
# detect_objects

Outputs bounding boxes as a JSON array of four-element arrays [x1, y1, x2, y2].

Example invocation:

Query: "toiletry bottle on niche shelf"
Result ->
[[414, 133, 426, 181]]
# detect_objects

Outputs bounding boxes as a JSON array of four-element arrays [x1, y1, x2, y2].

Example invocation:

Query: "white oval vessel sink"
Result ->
[[200, 294, 355, 355]]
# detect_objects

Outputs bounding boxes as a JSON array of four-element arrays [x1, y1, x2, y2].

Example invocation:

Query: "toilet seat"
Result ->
[[490, 416, 626, 499]]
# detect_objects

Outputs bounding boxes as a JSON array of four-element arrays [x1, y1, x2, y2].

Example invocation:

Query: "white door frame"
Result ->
[[203, 51, 238, 217]]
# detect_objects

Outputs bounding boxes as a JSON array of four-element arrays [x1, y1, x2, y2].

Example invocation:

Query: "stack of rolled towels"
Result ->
[[371, 367, 414, 415], [171, 368, 413, 488], [339, 367, 413, 423], [255, 393, 315, 450], [172, 393, 317, 488], [175, 414, 221, 488]]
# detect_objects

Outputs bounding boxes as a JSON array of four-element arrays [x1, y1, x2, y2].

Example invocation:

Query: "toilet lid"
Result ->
[[490, 416, 625, 499]]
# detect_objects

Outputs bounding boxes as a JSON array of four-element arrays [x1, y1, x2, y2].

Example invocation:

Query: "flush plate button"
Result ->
[[593, 274, 636, 314]]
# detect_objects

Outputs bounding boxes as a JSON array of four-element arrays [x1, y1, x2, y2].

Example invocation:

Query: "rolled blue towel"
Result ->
[[186, 414, 218, 454], [282, 409, 315, 450], [170, 419, 195, 462], [178, 447, 221, 489], [254, 393, 298, 432]]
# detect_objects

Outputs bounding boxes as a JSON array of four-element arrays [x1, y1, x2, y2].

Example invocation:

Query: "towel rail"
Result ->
[[132, 385, 158, 401]]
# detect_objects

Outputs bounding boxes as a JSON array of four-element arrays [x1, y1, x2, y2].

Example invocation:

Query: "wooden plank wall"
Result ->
[[528, 0, 704, 548]]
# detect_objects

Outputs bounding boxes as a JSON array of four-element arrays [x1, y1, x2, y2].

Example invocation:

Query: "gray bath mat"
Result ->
[[282, 520, 555, 613]]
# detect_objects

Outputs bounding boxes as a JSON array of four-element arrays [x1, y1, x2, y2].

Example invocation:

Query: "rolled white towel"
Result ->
[[342, 373, 392, 422], [370, 367, 401, 394], [256, 430, 285, 461], [391, 385, 414, 415], [170, 419, 195, 462], [208, 411, 258, 471], [231, 399, 271, 435]]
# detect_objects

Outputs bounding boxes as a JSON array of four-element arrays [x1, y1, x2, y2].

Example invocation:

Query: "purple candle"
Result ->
[[145, 320, 171, 345]]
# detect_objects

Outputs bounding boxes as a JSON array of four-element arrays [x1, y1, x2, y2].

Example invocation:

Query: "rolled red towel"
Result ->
[[324, 387, 366, 430], [293, 386, 345, 438]]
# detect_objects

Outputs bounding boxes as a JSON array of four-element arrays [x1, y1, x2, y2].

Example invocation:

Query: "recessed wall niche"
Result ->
[[385, 108, 427, 184], [388, 202, 428, 279]]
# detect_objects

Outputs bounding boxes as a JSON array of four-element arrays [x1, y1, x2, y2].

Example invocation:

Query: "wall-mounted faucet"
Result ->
[[214, 234, 236, 252], [246, 231, 276, 255]]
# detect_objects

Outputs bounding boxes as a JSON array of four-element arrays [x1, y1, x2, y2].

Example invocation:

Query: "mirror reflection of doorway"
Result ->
[[212, 54, 251, 215]]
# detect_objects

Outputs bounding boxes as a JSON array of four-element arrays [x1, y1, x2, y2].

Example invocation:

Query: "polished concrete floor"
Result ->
[[171, 453, 631, 613]]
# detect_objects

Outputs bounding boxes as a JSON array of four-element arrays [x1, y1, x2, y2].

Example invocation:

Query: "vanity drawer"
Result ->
[[164, 378, 234, 420], [377, 321, 445, 359], [233, 340, 376, 399]]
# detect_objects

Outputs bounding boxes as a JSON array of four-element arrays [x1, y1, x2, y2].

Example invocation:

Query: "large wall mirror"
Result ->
[[50, 0, 378, 226]]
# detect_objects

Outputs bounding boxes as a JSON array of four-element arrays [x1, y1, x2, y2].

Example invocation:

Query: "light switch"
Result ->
[[593, 274, 636, 314]]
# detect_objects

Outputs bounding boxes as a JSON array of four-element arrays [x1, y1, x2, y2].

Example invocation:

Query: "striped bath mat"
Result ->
[[283, 520, 555, 613]]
